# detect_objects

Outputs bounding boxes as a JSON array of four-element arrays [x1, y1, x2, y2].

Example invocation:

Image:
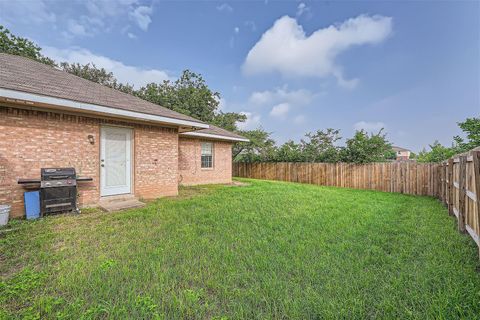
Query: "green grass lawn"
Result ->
[[1, 179, 480, 319]]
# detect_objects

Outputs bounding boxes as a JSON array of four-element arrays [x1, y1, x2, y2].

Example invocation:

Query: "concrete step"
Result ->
[[99, 196, 145, 212], [99, 194, 137, 204]]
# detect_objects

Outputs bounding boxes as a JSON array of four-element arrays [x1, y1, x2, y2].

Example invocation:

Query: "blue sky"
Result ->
[[1, 0, 478, 152]]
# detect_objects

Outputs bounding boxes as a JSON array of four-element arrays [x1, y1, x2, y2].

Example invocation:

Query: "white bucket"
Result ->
[[0, 205, 11, 226]]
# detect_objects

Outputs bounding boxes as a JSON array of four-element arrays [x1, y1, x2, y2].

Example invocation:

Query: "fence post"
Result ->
[[447, 158, 454, 216], [443, 162, 447, 205], [439, 163, 443, 202], [440, 163, 445, 203], [444, 162, 449, 205], [458, 156, 467, 233], [472, 151, 480, 258]]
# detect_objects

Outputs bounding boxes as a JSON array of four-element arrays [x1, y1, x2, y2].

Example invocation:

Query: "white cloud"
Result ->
[[0, 0, 155, 39], [237, 112, 261, 130], [129, 6, 153, 31], [243, 14, 392, 88], [0, 0, 56, 25], [270, 103, 290, 118], [353, 121, 386, 133], [234, 27, 240, 34], [127, 32, 137, 39], [296, 3, 311, 18], [249, 86, 314, 107], [84, 0, 139, 18], [67, 20, 90, 37], [216, 3, 233, 13], [43, 46, 170, 88]]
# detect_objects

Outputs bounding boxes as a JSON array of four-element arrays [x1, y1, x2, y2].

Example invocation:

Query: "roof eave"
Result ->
[[0, 87, 209, 129], [180, 131, 249, 142]]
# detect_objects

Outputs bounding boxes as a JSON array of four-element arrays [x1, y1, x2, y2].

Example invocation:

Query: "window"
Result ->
[[201, 142, 213, 168]]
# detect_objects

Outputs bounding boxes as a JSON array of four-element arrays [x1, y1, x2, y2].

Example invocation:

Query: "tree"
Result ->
[[300, 128, 341, 163], [211, 112, 247, 132], [384, 149, 397, 160], [136, 70, 219, 122], [0, 25, 136, 94], [136, 70, 248, 132], [263, 129, 342, 163], [233, 129, 277, 162], [59, 62, 135, 94], [0, 25, 54, 65], [417, 141, 456, 163], [453, 117, 480, 152], [340, 129, 392, 164], [275, 140, 303, 162], [416, 117, 479, 163]]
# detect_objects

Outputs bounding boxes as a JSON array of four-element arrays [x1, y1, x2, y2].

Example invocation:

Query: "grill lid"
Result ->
[[41, 168, 76, 180]]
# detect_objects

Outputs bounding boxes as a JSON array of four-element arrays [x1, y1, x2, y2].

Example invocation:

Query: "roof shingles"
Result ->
[[0, 53, 202, 123], [0, 53, 247, 142]]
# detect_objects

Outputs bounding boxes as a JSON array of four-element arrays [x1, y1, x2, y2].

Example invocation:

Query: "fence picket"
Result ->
[[458, 156, 467, 233], [234, 161, 439, 196], [448, 158, 454, 216]]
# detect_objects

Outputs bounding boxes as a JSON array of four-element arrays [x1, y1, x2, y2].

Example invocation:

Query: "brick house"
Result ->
[[392, 146, 411, 161], [0, 54, 248, 218]]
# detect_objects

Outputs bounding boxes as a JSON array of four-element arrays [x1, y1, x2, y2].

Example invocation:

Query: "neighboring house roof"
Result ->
[[392, 146, 411, 152], [0, 53, 207, 129], [180, 124, 249, 142]]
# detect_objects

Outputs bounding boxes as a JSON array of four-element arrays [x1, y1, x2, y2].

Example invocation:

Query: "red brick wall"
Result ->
[[0, 106, 178, 218], [178, 137, 232, 185], [134, 126, 178, 199]]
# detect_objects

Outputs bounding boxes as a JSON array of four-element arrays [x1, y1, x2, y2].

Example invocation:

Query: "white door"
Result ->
[[100, 126, 132, 196]]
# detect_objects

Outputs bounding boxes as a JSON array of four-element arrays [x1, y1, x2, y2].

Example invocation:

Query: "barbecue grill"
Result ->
[[18, 168, 92, 216], [40, 168, 77, 215]]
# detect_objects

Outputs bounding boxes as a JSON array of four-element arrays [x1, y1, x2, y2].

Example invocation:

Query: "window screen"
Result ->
[[201, 142, 213, 168]]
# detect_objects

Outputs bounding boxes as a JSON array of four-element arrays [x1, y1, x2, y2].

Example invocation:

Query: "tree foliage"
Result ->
[[453, 117, 480, 153], [233, 129, 277, 162], [300, 129, 342, 163], [135, 70, 245, 130], [0, 26, 54, 65], [59, 62, 135, 94], [417, 117, 480, 163], [384, 149, 397, 161], [235, 128, 394, 164], [274, 140, 304, 162], [136, 71, 220, 122], [211, 112, 247, 132], [417, 141, 457, 163], [339, 129, 392, 164]]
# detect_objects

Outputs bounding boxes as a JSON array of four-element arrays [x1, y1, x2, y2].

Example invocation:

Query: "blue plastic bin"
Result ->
[[24, 191, 40, 220]]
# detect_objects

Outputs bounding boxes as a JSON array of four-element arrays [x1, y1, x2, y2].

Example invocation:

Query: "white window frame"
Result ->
[[201, 142, 214, 169]]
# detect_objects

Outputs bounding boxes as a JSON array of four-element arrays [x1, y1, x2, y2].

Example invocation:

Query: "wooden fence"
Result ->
[[233, 149, 480, 256], [437, 150, 480, 255], [233, 162, 440, 196]]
